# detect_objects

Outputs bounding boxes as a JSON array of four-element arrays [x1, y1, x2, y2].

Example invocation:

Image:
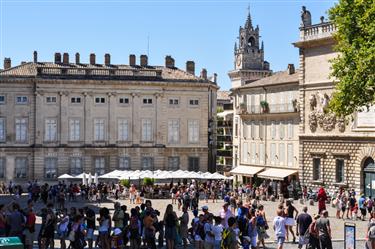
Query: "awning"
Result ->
[[257, 168, 298, 180], [230, 165, 264, 177]]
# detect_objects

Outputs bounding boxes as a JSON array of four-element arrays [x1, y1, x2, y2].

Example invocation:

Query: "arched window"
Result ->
[[248, 36, 256, 47], [364, 157, 375, 171]]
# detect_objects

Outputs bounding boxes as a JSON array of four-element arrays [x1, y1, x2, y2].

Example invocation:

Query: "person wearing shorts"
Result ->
[[273, 209, 286, 249]]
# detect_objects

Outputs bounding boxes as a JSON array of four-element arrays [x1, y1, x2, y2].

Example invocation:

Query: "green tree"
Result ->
[[328, 0, 375, 116]]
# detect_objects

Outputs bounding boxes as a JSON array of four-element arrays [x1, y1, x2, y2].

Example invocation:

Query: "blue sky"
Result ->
[[1, 0, 336, 90]]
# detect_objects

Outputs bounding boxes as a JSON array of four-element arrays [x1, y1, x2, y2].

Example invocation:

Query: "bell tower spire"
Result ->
[[245, 5, 252, 29]]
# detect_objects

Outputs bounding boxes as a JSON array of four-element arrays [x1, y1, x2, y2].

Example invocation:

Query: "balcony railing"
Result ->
[[217, 150, 232, 157], [237, 103, 297, 115], [217, 120, 233, 127], [300, 22, 336, 42]]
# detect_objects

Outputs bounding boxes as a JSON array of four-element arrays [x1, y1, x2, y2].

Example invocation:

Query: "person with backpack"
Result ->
[[296, 206, 312, 249], [315, 211, 332, 249], [129, 208, 141, 249], [70, 215, 87, 249], [221, 216, 237, 249], [84, 206, 96, 249], [57, 209, 69, 249], [256, 205, 269, 249], [308, 214, 320, 249], [193, 214, 206, 249]]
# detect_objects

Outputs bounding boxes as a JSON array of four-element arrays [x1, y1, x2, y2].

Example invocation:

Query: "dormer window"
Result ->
[[143, 98, 153, 105]]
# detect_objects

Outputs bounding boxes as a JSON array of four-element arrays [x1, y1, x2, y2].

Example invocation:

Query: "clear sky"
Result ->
[[1, 0, 336, 90]]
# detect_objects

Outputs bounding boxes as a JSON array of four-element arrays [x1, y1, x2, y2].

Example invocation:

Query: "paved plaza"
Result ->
[[0, 194, 368, 248]]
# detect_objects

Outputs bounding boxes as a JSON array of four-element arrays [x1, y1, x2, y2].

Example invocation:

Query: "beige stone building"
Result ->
[[295, 7, 375, 196], [0, 52, 218, 182]]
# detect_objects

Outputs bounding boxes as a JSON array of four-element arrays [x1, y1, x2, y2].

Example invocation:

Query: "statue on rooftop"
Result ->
[[301, 6, 312, 27]]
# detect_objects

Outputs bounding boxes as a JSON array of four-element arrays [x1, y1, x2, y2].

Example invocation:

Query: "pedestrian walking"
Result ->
[[315, 210, 332, 249], [296, 206, 312, 249]]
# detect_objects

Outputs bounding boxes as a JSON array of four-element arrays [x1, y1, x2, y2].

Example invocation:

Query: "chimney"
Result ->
[[287, 64, 295, 75], [200, 68, 207, 80], [75, 53, 80, 64], [3, 58, 11, 70], [54, 52, 61, 63], [186, 61, 195, 75], [140, 55, 148, 67], [63, 53, 69, 64], [129, 54, 136, 66], [104, 53, 111, 66], [90, 53, 96, 65], [33, 51, 38, 63], [213, 73, 217, 84], [165, 55, 175, 68]]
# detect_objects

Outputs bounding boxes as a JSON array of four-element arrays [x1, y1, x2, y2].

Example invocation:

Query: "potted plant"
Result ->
[[239, 102, 247, 114], [260, 100, 269, 113]]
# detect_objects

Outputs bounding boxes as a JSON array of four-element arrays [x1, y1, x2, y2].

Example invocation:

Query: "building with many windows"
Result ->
[[0, 52, 218, 182]]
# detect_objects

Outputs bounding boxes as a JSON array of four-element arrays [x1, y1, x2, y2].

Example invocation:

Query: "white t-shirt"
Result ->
[[273, 216, 286, 238], [220, 209, 233, 228], [212, 224, 223, 241]]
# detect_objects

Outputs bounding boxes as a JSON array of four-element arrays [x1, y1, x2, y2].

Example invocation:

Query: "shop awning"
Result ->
[[257, 168, 298, 180], [230, 165, 264, 177]]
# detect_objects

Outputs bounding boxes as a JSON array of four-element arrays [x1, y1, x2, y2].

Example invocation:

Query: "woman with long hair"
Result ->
[[164, 204, 178, 249], [284, 199, 298, 243]]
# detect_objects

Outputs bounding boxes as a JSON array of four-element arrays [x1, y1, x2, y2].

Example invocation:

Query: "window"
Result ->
[[71, 97, 81, 103], [312, 158, 321, 180], [118, 119, 129, 141], [94, 157, 106, 175], [250, 121, 255, 139], [141, 119, 153, 141], [69, 119, 80, 141], [16, 96, 28, 104], [95, 97, 106, 104], [270, 143, 276, 165], [119, 97, 129, 104], [15, 158, 27, 178], [168, 120, 179, 143], [142, 157, 153, 170], [168, 157, 180, 170], [94, 119, 105, 141], [119, 157, 131, 170], [287, 143, 293, 167], [287, 120, 293, 139], [189, 99, 199, 106], [46, 96, 57, 103], [44, 119, 57, 142], [188, 120, 199, 143], [242, 143, 248, 163], [336, 159, 345, 183], [251, 143, 256, 163], [259, 143, 265, 164], [15, 118, 27, 142], [0, 118, 5, 142], [234, 118, 238, 137], [271, 121, 276, 139], [243, 121, 248, 139], [279, 144, 285, 166], [169, 99, 179, 105], [0, 95, 5, 104], [70, 158, 82, 176], [259, 121, 264, 139], [45, 158, 58, 179], [0, 158, 5, 178], [188, 157, 199, 171], [143, 98, 153, 104], [279, 121, 285, 139]]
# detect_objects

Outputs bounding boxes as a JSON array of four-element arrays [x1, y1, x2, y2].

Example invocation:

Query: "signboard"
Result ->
[[0, 237, 23, 248], [344, 223, 356, 249], [357, 106, 375, 128]]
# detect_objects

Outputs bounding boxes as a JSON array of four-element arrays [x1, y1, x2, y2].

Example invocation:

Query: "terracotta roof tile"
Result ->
[[235, 69, 299, 89]]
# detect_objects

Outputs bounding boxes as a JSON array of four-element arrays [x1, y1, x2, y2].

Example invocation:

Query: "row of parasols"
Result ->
[[57, 169, 231, 185]]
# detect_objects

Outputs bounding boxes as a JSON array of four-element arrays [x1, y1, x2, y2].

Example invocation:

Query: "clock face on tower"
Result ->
[[236, 54, 242, 68]]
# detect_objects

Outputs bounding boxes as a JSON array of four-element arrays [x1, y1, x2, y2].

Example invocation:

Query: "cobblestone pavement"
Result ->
[[0, 195, 368, 248]]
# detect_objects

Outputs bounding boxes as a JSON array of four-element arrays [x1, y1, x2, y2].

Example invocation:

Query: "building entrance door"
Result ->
[[364, 157, 375, 197]]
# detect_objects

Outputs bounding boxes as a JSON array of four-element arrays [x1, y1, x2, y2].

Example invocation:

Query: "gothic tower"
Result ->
[[229, 8, 272, 88]]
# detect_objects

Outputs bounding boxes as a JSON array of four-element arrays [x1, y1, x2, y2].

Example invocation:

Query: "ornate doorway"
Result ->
[[364, 157, 375, 197]]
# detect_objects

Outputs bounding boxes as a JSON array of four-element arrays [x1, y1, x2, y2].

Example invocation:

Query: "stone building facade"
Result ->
[[294, 7, 375, 196], [0, 52, 218, 182]]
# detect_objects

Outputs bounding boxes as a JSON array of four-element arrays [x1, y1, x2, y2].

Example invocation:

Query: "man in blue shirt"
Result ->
[[359, 193, 367, 221]]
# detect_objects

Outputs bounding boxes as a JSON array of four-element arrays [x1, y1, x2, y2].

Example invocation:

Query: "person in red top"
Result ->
[[24, 207, 36, 249], [317, 187, 327, 215]]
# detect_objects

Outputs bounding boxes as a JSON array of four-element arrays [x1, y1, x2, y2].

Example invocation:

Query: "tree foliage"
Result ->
[[328, 0, 375, 116]]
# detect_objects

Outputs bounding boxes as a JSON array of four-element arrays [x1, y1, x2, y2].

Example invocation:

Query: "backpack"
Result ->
[[195, 222, 205, 240], [221, 228, 231, 249], [129, 217, 140, 239]]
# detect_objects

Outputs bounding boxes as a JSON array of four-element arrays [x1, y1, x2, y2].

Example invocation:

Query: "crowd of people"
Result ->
[[1, 180, 375, 249]]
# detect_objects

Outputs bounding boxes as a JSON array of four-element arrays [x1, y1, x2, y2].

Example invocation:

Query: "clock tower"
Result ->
[[229, 8, 272, 88]]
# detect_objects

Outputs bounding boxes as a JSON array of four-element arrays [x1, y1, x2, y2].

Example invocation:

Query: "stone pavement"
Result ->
[[0, 194, 368, 248]]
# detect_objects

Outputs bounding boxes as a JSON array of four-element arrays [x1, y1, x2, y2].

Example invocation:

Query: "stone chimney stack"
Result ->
[[63, 53, 69, 64], [104, 53, 111, 66], [140, 55, 148, 67], [200, 68, 207, 80], [90, 53, 96, 65], [75, 53, 80, 64], [186, 61, 195, 75], [165, 56, 175, 68], [3, 58, 11, 70], [33, 51, 38, 63], [213, 73, 217, 83], [288, 64, 295, 75], [129, 54, 136, 66], [54, 53, 61, 64]]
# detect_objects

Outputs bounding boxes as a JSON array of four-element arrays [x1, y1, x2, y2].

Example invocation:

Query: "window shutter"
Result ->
[[287, 143, 293, 167]]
